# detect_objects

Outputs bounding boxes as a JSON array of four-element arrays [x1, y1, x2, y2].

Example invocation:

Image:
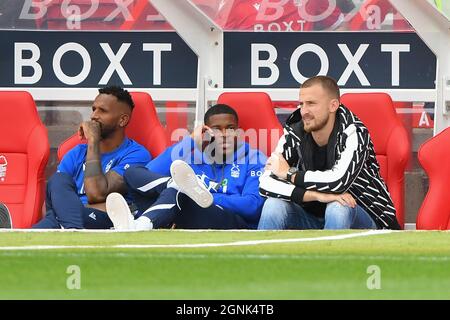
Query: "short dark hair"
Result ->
[[204, 104, 239, 125], [301, 76, 340, 100], [98, 86, 134, 110]]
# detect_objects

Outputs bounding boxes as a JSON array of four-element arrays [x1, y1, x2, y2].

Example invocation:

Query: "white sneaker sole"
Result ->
[[106, 193, 134, 230], [170, 160, 213, 208]]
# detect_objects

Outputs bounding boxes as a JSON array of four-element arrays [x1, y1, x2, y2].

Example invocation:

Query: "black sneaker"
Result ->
[[0, 203, 12, 229]]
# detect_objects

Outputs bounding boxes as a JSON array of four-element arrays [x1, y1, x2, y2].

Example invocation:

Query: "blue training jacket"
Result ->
[[58, 137, 151, 205], [145, 136, 267, 228]]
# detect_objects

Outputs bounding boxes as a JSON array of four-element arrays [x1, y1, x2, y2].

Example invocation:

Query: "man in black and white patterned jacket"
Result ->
[[258, 76, 401, 230]]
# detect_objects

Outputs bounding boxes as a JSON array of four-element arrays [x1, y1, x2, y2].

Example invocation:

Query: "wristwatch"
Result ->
[[286, 167, 298, 183]]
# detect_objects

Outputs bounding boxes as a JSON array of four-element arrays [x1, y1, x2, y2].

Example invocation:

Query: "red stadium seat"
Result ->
[[340, 93, 410, 228], [0, 91, 50, 228], [217, 92, 283, 155], [416, 127, 450, 230], [57, 92, 167, 161]]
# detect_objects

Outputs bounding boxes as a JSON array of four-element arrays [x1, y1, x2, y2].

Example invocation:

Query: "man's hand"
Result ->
[[79, 121, 101, 142], [191, 124, 214, 149], [315, 192, 356, 208], [265, 152, 290, 180]]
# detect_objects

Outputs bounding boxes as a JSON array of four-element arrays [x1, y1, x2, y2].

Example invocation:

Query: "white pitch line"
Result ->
[[2, 251, 449, 262], [0, 230, 393, 251]]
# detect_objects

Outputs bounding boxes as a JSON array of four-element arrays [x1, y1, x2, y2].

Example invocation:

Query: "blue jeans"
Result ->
[[258, 198, 377, 230]]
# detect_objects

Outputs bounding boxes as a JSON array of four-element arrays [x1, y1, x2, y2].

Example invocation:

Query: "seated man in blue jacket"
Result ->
[[106, 104, 267, 230], [33, 86, 151, 229]]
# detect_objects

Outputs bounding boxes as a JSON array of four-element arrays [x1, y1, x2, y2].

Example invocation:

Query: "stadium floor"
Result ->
[[0, 229, 449, 299]]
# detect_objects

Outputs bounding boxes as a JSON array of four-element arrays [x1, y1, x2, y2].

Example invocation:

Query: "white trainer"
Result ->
[[106, 193, 136, 230], [170, 160, 213, 208]]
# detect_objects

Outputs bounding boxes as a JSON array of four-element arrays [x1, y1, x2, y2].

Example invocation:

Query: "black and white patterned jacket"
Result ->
[[259, 105, 401, 230]]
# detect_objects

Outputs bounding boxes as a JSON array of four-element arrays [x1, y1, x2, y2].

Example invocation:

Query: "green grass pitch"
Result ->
[[0, 230, 449, 299]]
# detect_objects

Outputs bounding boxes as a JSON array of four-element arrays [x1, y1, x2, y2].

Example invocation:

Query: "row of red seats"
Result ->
[[0, 90, 448, 229]]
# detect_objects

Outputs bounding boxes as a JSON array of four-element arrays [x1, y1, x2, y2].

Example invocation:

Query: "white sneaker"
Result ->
[[0, 203, 12, 229], [170, 160, 213, 208], [106, 193, 136, 230]]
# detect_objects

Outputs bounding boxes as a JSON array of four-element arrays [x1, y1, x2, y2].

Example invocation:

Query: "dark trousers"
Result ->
[[124, 166, 248, 229], [32, 172, 113, 229]]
